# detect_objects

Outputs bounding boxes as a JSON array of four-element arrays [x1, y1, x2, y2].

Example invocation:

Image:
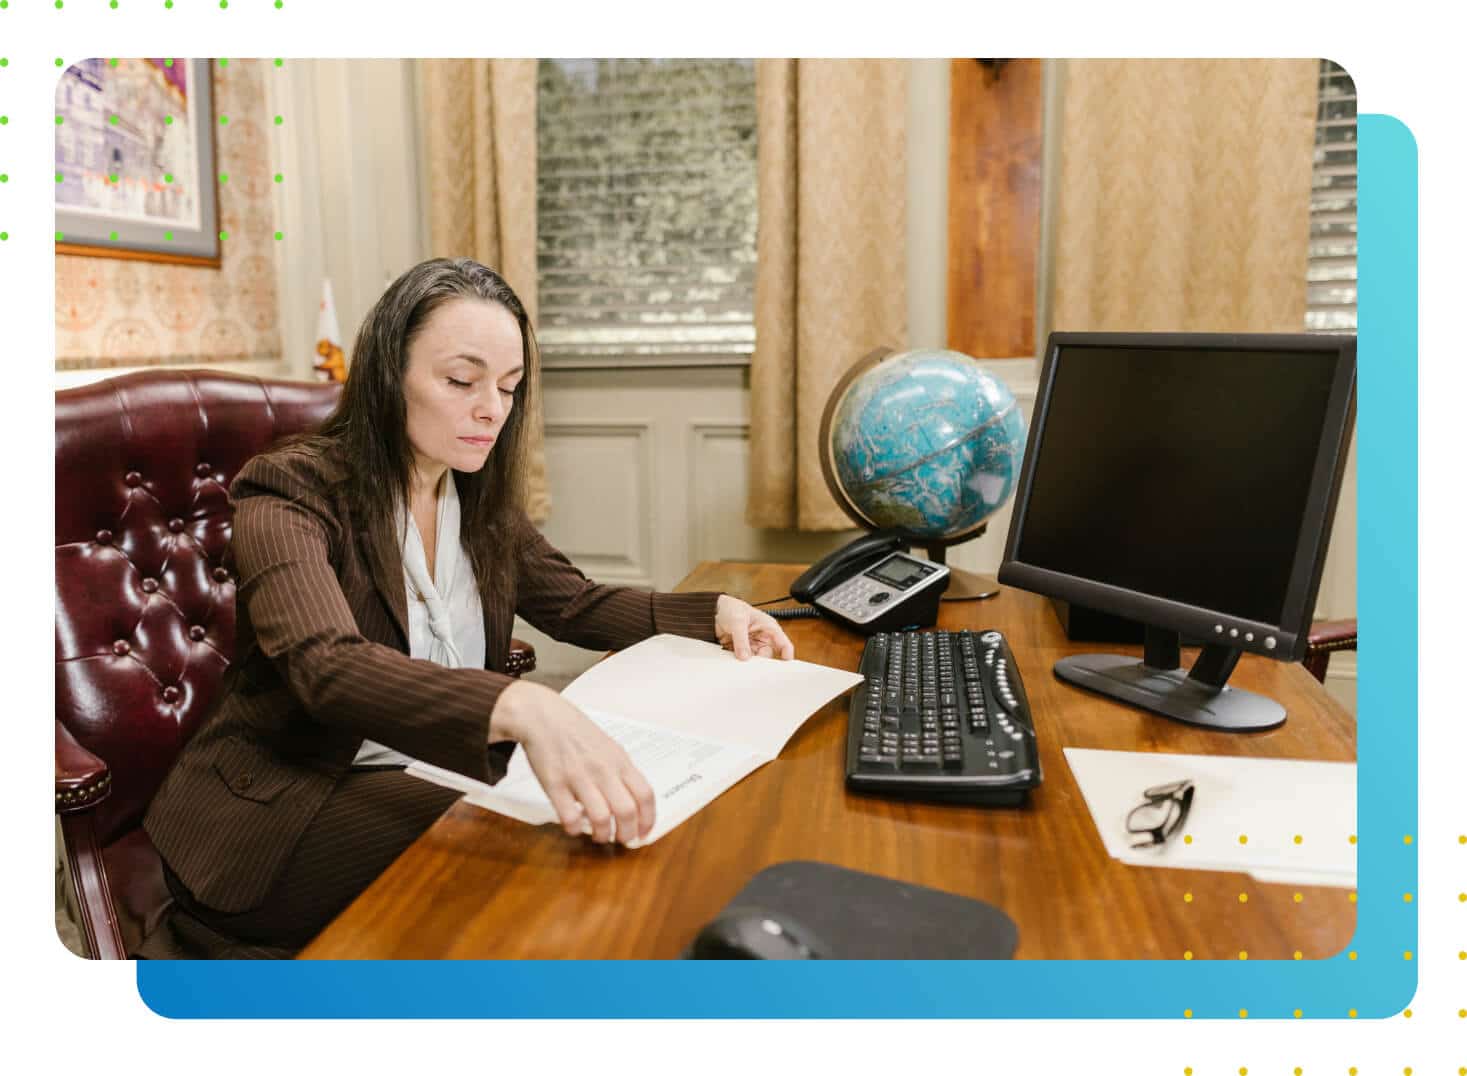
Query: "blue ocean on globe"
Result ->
[[830, 349, 1027, 540]]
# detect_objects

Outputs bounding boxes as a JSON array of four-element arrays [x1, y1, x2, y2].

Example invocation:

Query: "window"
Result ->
[[1306, 60, 1357, 333], [535, 59, 758, 365]]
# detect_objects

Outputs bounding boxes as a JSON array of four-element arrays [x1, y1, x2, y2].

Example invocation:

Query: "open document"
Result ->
[[407, 634, 865, 846]]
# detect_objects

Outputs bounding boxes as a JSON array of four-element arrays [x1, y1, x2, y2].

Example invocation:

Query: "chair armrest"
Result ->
[[506, 637, 537, 678], [56, 720, 113, 815], [1307, 618, 1358, 653]]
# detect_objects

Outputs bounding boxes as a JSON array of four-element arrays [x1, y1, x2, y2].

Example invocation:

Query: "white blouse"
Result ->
[[352, 472, 487, 767]]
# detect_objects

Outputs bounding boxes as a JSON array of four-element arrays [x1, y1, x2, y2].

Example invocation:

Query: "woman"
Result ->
[[141, 258, 794, 958]]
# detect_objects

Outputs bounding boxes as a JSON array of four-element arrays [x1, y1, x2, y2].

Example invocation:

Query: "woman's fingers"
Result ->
[[543, 777, 587, 838], [568, 774, 616, 843], [623, 765, 658, 840]]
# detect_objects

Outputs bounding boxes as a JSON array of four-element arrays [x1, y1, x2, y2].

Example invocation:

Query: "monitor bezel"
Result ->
[[998, 331, 1357, 663]]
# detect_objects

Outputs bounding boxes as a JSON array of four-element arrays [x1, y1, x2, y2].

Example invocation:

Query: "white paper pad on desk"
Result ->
[[1064, 747, 1356, 887], [409, 634, 864, 846]]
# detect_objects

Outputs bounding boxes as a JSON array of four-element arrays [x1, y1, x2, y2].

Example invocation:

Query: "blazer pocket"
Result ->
[[211, 735, 301, 804]]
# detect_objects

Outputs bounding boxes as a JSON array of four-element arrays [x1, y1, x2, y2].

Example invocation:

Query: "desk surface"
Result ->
[[301, 562, 1356, 960]]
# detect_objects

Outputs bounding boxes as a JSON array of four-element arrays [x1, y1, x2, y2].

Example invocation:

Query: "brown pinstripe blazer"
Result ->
[[143, 443, 721, 914]]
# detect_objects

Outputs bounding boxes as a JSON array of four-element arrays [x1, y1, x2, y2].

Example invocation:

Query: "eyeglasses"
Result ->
[[1126, 779, 1195, 848]]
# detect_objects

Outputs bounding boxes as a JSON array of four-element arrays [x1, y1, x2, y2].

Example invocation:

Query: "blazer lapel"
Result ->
[[359, 525, 410, 649]]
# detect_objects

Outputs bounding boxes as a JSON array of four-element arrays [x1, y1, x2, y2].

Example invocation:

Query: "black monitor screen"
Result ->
[[1013, 344, 1340, 626]]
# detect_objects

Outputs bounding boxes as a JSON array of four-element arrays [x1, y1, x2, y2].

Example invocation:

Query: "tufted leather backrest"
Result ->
[[56, 371, 341, 847]]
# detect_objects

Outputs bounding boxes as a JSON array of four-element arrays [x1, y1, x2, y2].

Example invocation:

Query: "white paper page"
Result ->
[[1064, 747, 1357, 884], [560, 634, 865, 761], [407, 707, 763, 847]]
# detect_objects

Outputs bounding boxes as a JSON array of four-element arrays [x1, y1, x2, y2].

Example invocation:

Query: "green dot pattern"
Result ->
[[0, 174, 7, 183], [274, 115, 283, 126], [220, 59, 229, 68], [274, 231, 283, 241], [219, 116, 229, 125], [219, 173, 228, 183], [164, 173, 173, 183], [0, 232, 8, 242], [109, 231, 119, 241], [219, 230, 228, 241], [164, 231, 173, 240], [164, 116, 173, 126]]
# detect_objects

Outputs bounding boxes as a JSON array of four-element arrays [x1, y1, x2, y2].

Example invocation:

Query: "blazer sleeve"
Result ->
[[229, 453, 510, 783], [513, 511, 723, 651]]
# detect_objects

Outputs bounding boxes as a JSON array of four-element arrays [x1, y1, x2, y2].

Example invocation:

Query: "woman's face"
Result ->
[[401, 297, 525, 486]]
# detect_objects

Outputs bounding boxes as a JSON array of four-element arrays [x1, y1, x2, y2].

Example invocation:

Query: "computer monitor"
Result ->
[[997, 332, 1357, 731]]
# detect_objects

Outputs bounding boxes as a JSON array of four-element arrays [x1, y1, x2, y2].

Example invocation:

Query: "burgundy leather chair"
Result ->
[[1305, 619, 1357, 685], [55, 370, 535, 958]]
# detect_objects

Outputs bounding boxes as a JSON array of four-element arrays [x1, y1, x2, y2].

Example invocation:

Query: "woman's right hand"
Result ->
[[490, 679, 656, 845]]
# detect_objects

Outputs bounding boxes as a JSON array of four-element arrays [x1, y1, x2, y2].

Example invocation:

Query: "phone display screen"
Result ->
[[867, 555, 926, 590]]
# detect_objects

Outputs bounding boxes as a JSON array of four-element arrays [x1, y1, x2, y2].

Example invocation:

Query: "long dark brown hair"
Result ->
[[287, 257, 539, 605]]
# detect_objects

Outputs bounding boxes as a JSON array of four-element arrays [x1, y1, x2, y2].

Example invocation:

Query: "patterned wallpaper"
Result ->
[[55, 59, 282, 372]]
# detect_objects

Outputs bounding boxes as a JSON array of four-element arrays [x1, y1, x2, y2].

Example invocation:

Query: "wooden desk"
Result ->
[[301, 562, 1356, 960]]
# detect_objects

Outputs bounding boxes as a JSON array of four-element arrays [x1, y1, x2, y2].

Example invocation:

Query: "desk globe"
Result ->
[[819, 347, 1027, 599]]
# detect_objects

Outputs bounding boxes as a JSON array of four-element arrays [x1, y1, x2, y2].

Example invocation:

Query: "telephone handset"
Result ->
[[790, 529, 909, 603], [788, 530, 951, 635]]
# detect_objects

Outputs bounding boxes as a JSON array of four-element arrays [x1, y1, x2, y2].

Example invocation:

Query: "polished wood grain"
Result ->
[[301, 562, 1356, 960], [946, 58, 1043, 359]]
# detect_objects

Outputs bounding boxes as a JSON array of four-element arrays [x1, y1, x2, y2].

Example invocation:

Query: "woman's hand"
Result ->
[[715, 594, 796, 661], [491, 680, 655, 845]]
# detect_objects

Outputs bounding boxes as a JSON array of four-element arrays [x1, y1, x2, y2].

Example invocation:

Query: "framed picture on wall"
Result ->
[[54, 58, 221, 268]]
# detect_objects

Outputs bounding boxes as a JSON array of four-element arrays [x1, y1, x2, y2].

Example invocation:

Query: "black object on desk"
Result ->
[[686, 861, 1019, 960], [846, 629, 1042, 805]]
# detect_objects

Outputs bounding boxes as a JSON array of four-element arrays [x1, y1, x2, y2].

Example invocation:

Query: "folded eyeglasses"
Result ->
[[1126, 779, 1195, 848]]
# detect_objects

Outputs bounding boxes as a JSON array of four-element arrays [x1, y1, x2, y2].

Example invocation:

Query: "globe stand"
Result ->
[[924, 539, 1000, 601]]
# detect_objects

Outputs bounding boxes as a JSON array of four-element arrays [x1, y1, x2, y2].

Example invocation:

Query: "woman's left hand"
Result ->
[[715, 594, 796, 661]]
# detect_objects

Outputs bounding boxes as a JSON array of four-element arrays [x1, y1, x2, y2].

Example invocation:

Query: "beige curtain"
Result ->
[[1049, 60, 1318, 333], [419, 59, 550, 523], [747, 60, 909, 532]]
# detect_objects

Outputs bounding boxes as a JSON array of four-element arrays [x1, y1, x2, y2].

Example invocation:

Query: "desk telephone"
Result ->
[[786, 530, 950, 635]]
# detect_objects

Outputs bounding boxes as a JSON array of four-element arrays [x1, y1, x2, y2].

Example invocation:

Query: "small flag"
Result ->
[[313, 278, 346, 383]]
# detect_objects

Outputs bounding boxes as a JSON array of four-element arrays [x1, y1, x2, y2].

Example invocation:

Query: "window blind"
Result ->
[[535, 59, 758, 363], [1307, 60, 1357, 333]]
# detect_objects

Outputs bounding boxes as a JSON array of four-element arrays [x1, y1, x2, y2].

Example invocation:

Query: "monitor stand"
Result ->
[[1053, 626, 1285, 731]]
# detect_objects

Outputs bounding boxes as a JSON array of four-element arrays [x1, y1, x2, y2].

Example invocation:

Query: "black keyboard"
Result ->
[[845, 630, 1042, 805]]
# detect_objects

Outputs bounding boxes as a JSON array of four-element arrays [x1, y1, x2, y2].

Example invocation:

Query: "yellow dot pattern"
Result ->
[[1349, 892, 1358, 903], [1238, 892, 1248, 903], [1183, 892, 1193, 903], [1239, 834, 1248, 845], [1238, 1009, 1247, 1019], [1404, 950, 1413, 960], [1183, 1009, 1192, 1018], [1348, 951, 1357, 960], [1238, 950, 1248, 960], [1293, 892, 1303, 903], [1293, 1008, 1302, 1018], [1183, 950, 1192, 960]]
